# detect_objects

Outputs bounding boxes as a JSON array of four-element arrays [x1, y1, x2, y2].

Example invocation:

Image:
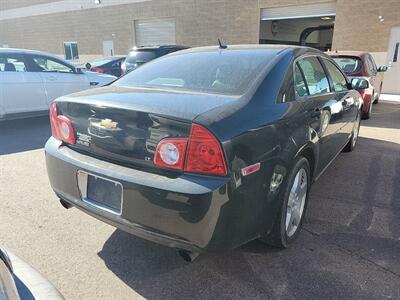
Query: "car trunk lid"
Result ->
[[56, 86, 236, 171]]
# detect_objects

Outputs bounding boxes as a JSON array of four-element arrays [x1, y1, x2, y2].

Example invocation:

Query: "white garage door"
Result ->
[[261, 2, 336, 20], [134, 18, 176, 47]]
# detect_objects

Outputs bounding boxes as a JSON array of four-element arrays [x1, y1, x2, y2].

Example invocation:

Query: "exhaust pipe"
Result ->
[[178, 250, 199, 262], [59, 199, 72, 209]]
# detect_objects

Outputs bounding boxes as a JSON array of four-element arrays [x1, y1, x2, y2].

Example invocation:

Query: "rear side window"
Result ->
[[294, 64, 309, 97], [366, 55, 377, 74], [0, 53, 27, 72], [323, 59, 348, 92], [115, 50, 275, 95], [89, 58, 114, 67], [332, 56, 362, 74], [31, 56, 75, 73], [297, 56, 330, 96], [111, 59, 123, 68]]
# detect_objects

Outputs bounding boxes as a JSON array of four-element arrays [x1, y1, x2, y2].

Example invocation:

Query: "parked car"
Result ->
[[326, 51, 387, 119], [121, 45, 188, 75], [0, 247, 64, 299], [0, 48, 116, 120], [45, 45, 366, 261], [84, 56, 126, 77]]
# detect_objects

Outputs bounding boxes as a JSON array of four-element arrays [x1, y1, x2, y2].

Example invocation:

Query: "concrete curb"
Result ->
[[379, 94, 400, 103]]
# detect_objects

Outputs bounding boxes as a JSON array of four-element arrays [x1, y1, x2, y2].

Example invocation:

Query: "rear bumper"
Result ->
[[45, 137, 233, 252]]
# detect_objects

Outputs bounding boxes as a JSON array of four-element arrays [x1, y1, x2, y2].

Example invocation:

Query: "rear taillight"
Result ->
[[49, 103, 76, 144], [91, 67, 105, 73], [185, 124, 227, 176], [153, 124, 227, 176], [154, 138, 188, 170]]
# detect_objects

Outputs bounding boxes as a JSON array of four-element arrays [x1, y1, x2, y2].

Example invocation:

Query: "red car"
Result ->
[[327, 51, 387, 119]]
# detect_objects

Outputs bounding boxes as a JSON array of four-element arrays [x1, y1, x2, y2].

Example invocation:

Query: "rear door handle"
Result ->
[[46, 76, 57, 81]]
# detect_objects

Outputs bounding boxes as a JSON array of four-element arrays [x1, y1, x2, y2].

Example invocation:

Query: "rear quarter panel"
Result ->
[[193, 50, 314, 243]]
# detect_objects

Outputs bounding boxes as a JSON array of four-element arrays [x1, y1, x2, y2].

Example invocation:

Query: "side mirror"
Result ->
[[351, 78, 369, 90], [377, 65, 388, 72], [85, 62, 91, 70], [76, 67, 85, 74]]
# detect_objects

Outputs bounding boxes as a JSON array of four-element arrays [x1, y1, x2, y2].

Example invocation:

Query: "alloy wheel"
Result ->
[[286, 168, 308, 237]]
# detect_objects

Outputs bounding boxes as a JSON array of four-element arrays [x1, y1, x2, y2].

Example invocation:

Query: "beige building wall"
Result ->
[[333, 0, 400, 52], [0, 0, 259, 59]]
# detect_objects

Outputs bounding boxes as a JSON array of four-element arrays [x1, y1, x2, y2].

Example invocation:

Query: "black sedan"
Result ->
[[85, 56, 126, 77], [45, 45, 366, 261]]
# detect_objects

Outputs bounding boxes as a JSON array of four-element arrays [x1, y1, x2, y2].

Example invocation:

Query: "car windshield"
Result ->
[[114, 49, 275, 95], [332, 56, 362, 74]]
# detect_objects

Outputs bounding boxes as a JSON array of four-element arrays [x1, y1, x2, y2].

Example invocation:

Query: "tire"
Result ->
[[362, 100, 372, 120], [373, 87, 380, 104], [343, 111, 361, 152], [260, 157, 311, 248]]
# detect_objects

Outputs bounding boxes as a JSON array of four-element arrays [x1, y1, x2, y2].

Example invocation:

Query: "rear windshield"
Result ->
[[125, 51, 157, 64], [114, 50, 275, 95], [332, 56, 362, 74], [89, 58, 114, 67]]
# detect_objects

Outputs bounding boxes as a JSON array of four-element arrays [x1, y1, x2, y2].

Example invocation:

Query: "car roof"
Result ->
[[92, 56, 125, 61], [0, 47, 57, 57], [326, 50, 368, 58], [129, 45, 189, 51], [0, 48, 75, 66], [103, 55, 125, 59], [165, 44, 327, 60]]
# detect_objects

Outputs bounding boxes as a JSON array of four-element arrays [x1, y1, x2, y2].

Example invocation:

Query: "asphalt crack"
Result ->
[[302, 226, 400, 279]]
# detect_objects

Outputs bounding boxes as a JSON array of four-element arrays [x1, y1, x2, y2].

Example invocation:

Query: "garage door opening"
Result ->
[[260, 3, 336, 51]]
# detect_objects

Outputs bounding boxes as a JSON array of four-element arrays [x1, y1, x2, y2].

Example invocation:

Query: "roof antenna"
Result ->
[[218, 38, 227, 49]]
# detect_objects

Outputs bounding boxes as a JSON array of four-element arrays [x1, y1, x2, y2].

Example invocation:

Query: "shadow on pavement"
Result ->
[[306, 135, 400, 274], [98, 229, 369, 299], [98, 135, 400, 299], [364, 102, 400, 129], [0, 116, 51, 155]]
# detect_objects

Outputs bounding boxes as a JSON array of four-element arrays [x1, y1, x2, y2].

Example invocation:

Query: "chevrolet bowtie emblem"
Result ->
[[99, 118, 118, 129]]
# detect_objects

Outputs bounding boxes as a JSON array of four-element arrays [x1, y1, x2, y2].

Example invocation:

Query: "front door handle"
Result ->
[[46, 76, 57, 81], [343, 98, 353, 106]]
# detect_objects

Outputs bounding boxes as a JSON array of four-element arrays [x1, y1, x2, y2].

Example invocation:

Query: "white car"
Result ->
[[0, 48, 116, 120]]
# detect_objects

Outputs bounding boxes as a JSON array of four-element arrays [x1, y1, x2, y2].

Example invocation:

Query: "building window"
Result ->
[[64, 42, 79, 60]]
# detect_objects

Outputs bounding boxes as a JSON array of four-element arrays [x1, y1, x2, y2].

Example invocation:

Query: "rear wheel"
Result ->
[[373, 86, 381, 104], [362, 98, 373, 120], [343, 111, 361, 152], [260, 157, 310, 248]]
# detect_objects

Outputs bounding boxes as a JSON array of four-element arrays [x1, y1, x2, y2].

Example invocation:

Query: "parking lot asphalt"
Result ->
[[0, 102, 399, 300]]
